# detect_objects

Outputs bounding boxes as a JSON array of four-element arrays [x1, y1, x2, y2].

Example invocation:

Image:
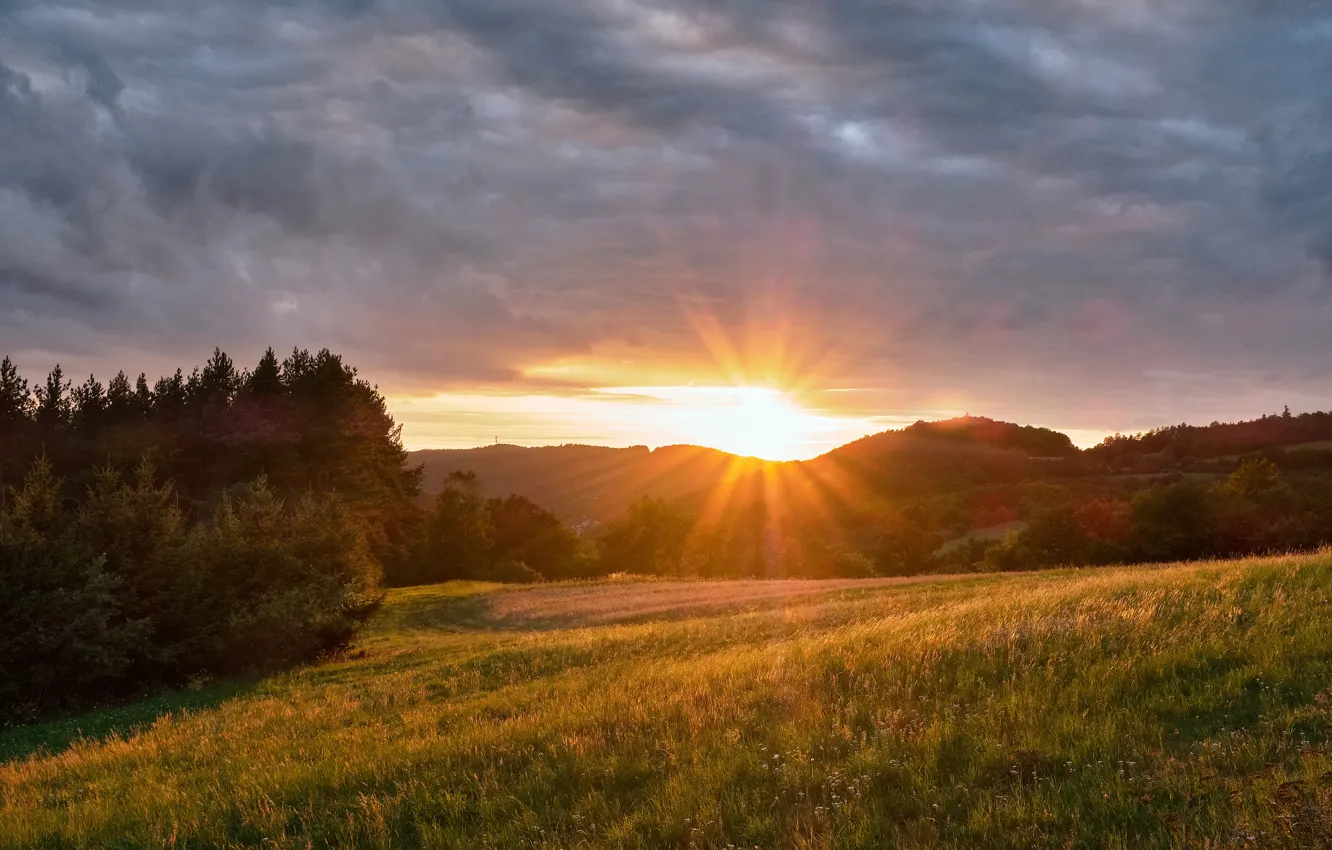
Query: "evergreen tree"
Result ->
[[72, 374, 108, 431], [34, 365, 71, 431], [194, 348, 239, 406], [0, 457, 142, 719], [245, 347, 284, 396], [153, 369, 188, 419], [106, 371, 134, 419], [133, 373, 154, 415], [281, 347, 315, 387], [0, 356, 32, 429]]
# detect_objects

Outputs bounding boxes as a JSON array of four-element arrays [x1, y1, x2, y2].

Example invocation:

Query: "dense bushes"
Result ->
[[0, 462, 143, 718], [391, 471, 586, 585], [0, 459, 380, 721], [592, 496, 893, 580], [939, 459, 1332, 573], [578, 458, 1332, 580]]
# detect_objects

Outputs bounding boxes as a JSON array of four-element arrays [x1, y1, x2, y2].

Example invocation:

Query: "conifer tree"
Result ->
[[153, 369, 187, 418], [0, 356, 32, 429], [133, 373, 154, 415], [195, 348, 239, 406], [73, 374, 108, 430], [34, 365, 71, 431], [246, 347, 284, 396]]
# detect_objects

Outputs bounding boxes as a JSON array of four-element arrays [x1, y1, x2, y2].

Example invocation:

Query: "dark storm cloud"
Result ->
[[435, 0, 791, 138], [3, 0, 1332, 428], [54, 43, 124, 110], [125, 124, 324, 235]]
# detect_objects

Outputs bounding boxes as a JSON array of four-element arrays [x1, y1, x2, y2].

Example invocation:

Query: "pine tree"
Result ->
[[133, 373, 153, 415], [245, 347, 284, 396], [153, 369, 187, 419], [106, 371, 134, 419], [281, 348, 315, 387], [195, 348, 239, 406], [72, 374, 108, 430], [34, 365, 71, 430], [0, 356, 32, 429]]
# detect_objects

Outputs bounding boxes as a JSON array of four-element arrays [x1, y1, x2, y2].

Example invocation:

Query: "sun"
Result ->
[[694, 387, 815, 461], [619, 385, 824, 461]]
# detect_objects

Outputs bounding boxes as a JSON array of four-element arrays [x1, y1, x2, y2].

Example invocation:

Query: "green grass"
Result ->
[[8, 558, 1332, 847]]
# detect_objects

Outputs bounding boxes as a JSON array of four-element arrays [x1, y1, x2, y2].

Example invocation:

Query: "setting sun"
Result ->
[[613, 385, 829, 461]]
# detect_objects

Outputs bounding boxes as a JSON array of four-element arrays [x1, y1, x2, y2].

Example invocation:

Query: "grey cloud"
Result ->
[[0, 266, 114, 313], [3, 0, 1332, 430], [434, 0, 792, 140], [55, 43, 124, 109], [125, 125, 323, 234]]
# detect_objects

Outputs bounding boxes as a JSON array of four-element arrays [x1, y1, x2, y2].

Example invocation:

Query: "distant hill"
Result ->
[[410, 416, 1080, 523], [897, 416, 1079, 458], [748, 416, 1079, 513], [805, 432, 1034, 498], [411, 443, 770, 523]]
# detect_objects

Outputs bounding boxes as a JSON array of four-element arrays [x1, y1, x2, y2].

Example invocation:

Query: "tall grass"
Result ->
[[7, 555, 1332, 847]]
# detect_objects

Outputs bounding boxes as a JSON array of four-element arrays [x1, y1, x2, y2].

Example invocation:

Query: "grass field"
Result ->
[[8, 556, 1332, 847]]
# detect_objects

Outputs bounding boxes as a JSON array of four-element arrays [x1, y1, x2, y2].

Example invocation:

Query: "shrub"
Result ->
[[475, 559, 542, 584], [189, 481, 383, 674], [825, 549, 879, 579], [0, 459, 147, 720], [0, 462, 383, 720]]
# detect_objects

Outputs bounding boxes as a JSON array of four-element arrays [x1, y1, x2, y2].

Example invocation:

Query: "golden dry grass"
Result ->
[[6, 555, 1332, 848]]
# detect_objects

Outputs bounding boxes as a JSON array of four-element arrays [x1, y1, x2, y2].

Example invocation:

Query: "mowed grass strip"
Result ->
[[6, 557, 1332, 848]]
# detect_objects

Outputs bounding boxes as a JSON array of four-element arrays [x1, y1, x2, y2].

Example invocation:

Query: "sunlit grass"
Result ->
[[8, 555, 1332, 847]]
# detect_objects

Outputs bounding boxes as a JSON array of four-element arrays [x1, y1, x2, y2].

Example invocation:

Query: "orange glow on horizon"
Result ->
[[392, 383, 890, 461], [598, 385, 848, 461], [389, 301, 1116, 459]]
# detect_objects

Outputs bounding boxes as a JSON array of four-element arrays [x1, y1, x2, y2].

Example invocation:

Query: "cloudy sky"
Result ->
[[3, 0, 1331, 458]]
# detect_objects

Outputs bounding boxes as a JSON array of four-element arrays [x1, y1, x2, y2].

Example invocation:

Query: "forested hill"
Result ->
[[1085, 408, 1332, 466], [897, 415, 1079, 458]]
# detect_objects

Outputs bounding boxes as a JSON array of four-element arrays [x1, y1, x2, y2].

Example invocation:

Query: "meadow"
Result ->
[[7, 556, 1332, 848]]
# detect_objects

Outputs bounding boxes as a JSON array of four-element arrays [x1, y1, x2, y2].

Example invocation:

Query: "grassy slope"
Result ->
[[7, 559, 1332, 848]]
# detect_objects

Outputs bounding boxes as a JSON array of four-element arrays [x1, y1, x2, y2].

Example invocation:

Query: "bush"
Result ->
[[192, 482, 383, 674], [475, 559, 542, 584], [0, 461, 382, 721], [825, 549, 879, 579], [0, 459, 147, 720]]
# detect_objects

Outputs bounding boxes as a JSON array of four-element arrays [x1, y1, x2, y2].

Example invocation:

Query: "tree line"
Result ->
[[0, 349, 579, 720], [1085, 407, 1332, 468], [559, 458, 1332, 582], [945, 459, 1332, 572]]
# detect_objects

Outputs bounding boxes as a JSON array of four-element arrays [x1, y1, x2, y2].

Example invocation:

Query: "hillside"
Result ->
[[1087, 409, 1332, 466], [412, 442, 771, 523], [9, 553, 1332, 847]]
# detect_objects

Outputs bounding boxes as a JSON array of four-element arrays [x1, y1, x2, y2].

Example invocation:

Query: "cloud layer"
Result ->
[[3, 0, 1332, 435]]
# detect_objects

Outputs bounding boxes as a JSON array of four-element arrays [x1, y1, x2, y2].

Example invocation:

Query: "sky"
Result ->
[[2, 1, 1332, 460]]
